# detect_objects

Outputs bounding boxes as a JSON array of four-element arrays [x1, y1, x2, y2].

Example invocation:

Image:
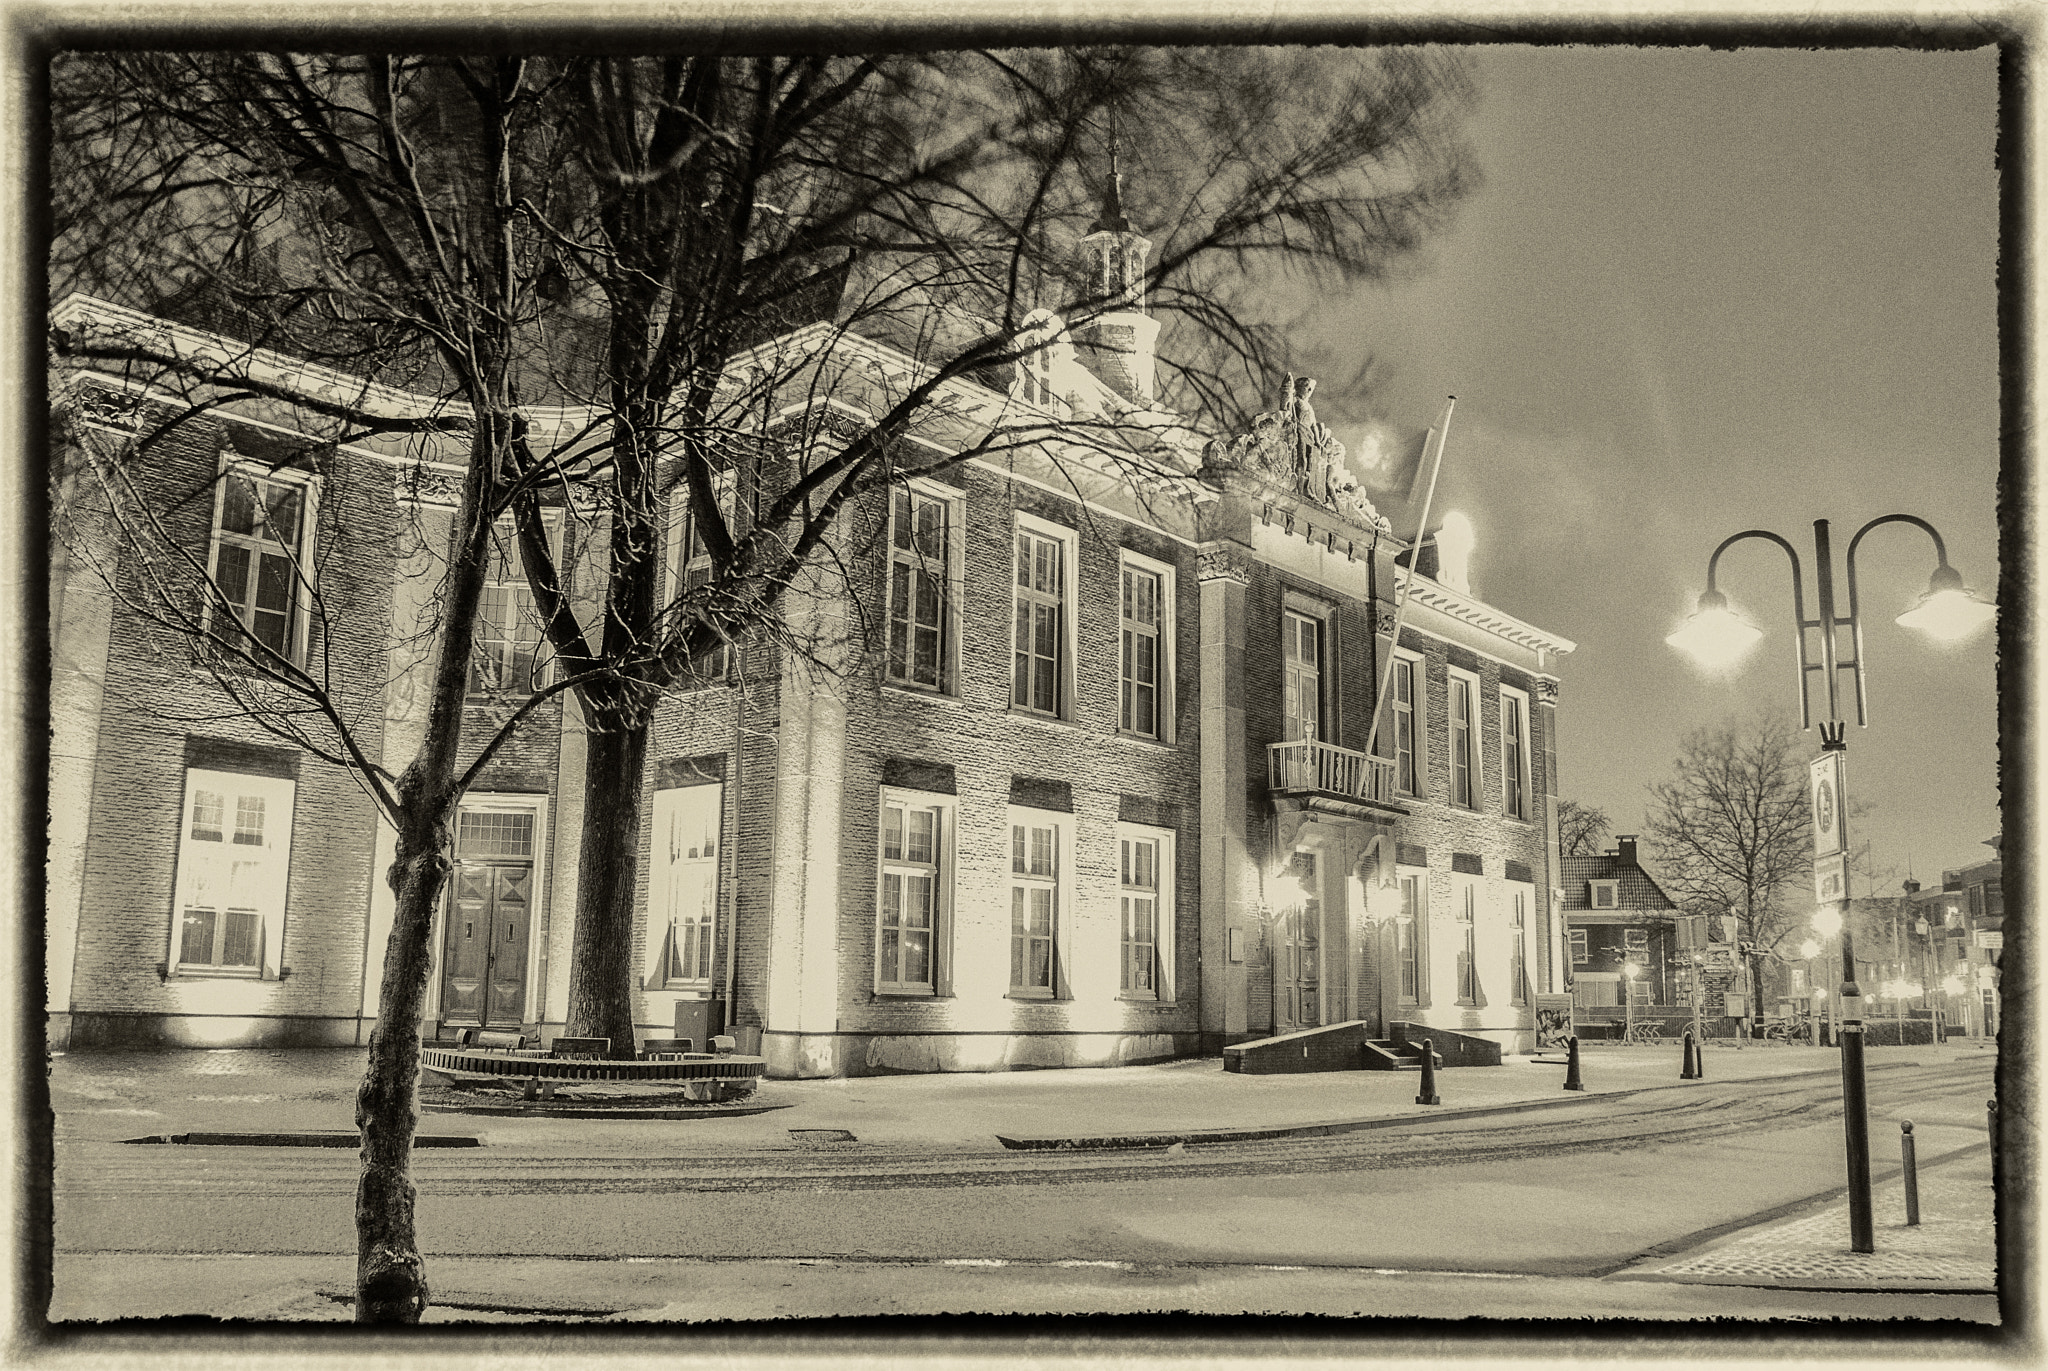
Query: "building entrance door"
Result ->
[[1277, 853, 1322, 1032], [441, 862, 532, 1028]]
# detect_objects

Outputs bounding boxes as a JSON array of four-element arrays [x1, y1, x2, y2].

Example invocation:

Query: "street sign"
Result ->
[[1810, 752, 1847, 857], [1814, 851, 1851, 902], [1975, 930, 2003, 950]]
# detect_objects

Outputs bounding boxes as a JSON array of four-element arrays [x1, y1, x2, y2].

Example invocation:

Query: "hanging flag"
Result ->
[[1348, 420, 1435, 504]]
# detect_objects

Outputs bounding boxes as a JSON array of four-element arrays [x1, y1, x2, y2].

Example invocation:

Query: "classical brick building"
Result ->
[[49, 205, 1575, 1071]]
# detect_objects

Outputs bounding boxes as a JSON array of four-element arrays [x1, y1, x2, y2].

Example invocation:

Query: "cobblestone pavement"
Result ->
[[1619, 1151, 1995, 1292]]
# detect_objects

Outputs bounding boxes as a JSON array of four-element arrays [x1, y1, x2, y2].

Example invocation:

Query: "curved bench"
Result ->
[[421, 1046, 766, 1102]]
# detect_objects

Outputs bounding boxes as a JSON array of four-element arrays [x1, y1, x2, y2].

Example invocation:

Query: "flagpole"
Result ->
[[1366, 395, 1456, 763]]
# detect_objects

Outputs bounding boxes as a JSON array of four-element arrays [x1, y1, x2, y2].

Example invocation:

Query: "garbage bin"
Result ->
[[732, 1024, 763, 1056]]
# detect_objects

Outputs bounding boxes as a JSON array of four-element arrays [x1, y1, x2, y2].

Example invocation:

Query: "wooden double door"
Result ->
[[440, 860, 532, 1028]]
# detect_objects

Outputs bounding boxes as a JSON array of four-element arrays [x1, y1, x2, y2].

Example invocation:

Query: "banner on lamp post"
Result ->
[[1810, 752, 1847, 857], [1814, 852, 1851, 903]]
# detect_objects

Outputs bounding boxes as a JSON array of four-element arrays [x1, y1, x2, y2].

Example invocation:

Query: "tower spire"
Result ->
[[1093, 101, 1131, 234]]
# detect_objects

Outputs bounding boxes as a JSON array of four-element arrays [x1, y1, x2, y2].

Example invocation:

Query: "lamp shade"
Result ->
[[1666, 589, 1763, 666], [1896, 564, 1996, 642]]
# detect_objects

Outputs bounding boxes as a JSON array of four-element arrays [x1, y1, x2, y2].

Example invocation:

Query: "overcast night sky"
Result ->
[[1311, 45, 2000, 886]]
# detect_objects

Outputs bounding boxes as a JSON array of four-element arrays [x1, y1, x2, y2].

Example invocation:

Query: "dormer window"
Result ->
[[1590, 880, 1619, 909], [1013, 310, 1069, 417]]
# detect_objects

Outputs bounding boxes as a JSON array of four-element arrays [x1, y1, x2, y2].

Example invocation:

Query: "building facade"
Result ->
[[49, 220, 1574, 1072], [1560, 836, 1688, 1011]]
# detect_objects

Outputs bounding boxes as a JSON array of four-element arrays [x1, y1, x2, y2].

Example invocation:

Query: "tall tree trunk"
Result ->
[[354, 799, 455, 1322], [564, 717, 652, 1055]]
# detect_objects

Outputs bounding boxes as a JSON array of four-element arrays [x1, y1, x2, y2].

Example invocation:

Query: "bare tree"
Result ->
[[494, 47, 1480, 1051], [1644, 714, 1814, 1028], [1555, 798, 1612, 857]]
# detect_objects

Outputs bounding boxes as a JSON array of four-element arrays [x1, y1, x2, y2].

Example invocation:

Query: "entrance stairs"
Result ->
[[1222, 1022, 1502, 1074]]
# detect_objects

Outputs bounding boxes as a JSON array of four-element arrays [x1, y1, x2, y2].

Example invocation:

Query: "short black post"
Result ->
[[1695, 1032, 1706, 1079], [1680, 1029, 1698, 1080], [1988, 1097, 1999, 1140], [1416, 1045, 1442, 1106], [1901, 1121, 1920, 1226], [1563, 1035, 1585, 1092]]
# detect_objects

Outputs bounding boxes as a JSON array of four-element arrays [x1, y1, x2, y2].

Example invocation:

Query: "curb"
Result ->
[[424, 1101, 792, 1122], [119, 1131, 482, 1148], [993, 1058, 1930, 1151]]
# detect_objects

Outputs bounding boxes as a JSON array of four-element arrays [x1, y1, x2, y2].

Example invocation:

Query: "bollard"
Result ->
[[1988, 1097, 1999, 1140], [1563, 1035, 1586, 1092], [1680, 1030, 1698, 1080], [1416, 1045, 1442, 1106], [1695, 1033, 1706, 1079], [1901, 1121, 1920, 1226]]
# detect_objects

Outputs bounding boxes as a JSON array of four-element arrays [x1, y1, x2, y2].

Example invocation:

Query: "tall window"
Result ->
[[170, 768, 296, 977], [652, 784, 719, 987], [887, 487, 954, 691], [1397, 871, 1425, 1004], [1456, 881, 1480, 1004], [209, 469, 311, 662], [1501, 687, 1531, 820], [878, 796, 946, 992], [1449, 670, 1478, 807], [1569, 929, 1589, 966], [1283, 610, 1323, 742], [1510, 887, 1528, 1004], [1120, 562, 1164, 737], [1119, 826, 1171, 999], [1012, 527, 1066, 715], [1392, 655, 1418, 794], [471, 514, 562, 697], [1009, 817, 1060, 995], [666, 474, 734, 683], [1624, 927, 1649, 962]]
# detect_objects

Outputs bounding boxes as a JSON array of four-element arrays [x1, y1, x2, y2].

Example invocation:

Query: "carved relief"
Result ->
[[1375, 607, 1397, 636], [1200, 376, 1392, 533], [1535, 678, 1559, 704], [1195, 546, 1251, 585]]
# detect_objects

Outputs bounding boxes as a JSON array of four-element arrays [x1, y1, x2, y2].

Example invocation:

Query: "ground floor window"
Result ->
[[1118, 824, 1173, 1000], [1008, 809, 1065, 997], [1509, 885, 1530, 1005], [169, 768, 296, 977], [652, 782, 721, 988], [878, 789, 953, 993], [1396, 869, 1426, 1005]]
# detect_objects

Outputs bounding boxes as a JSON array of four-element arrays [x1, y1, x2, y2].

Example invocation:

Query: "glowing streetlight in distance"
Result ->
[[1800, 939, 1822, 961], [1895, 565, 1997, 642], [1811, 907, 1843, 938], [1942, 973, 1968, 997], [1665, 588, 1763, 666]]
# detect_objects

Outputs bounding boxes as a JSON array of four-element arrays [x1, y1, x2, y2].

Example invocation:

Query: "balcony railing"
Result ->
[[1267, 739, 1398, 805]]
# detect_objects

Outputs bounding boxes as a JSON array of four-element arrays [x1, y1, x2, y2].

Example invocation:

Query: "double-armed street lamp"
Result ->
[[1665, 514, 1994, 1255]]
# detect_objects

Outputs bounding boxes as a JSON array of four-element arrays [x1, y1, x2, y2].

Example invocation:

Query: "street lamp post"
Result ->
[[1666, 515, 1993, 1256]]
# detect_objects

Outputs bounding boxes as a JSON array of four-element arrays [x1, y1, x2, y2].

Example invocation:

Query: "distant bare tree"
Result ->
[[1555, 798, 1612, 857], [1644, 714, 1813, 1028]]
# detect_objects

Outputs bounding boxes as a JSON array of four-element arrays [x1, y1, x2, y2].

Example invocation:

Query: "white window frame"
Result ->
[[1007, 806, 1069, 998], [1569, 928, 1590, 966], [1390, 648, 1425, 797], [167, 767, 296, 979], [649, 782, 722, 991], [1396, 864, 1428, 1007], [469, 509, 565, 699], [1624, 926, 1650, 962], [876, 787, 955, 996], [1454, 876, 1481, 1005], [1590, 879, 1620, 909], [1282, 606, 1327, 743], [1509, 882, 1531, 1005], [1117, 550, 1175, 741], [1012, 309, 1072, 417], [665, 471, 736, 685], [1500, 684, 1532, 821], [1447, 665, 1481, 809], [1117, 822, 1175, 1002], [1011, 512, 1078, 720], [883, 479, 964, 695], [204, 459, 319, 668]]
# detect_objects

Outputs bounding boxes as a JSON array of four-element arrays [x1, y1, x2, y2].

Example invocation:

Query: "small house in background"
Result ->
[[1561, 835, 1686, 1027]]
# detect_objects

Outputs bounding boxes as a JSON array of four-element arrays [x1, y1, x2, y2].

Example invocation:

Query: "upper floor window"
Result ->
[[1448, 667, 1480, 808], [1501, 686, 1531, 820], [470, 512, 563, 698], [1283, 609, 1324, 743], [1569, 928, 1589, 966], [1012, 517, 1074, 717], [1590, 879, 1619, 910], [208, 468, 315, 664], [1012, 310, 1070, 416], [887, 484, 959, 693], [1119, 553, 1174, 739], [666, 472, 735, 685], [1391, 651, 1422, 795]]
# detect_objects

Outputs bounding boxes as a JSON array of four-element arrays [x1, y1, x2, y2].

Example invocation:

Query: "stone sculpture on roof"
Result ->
[[1200, 375, 1392, 532]]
